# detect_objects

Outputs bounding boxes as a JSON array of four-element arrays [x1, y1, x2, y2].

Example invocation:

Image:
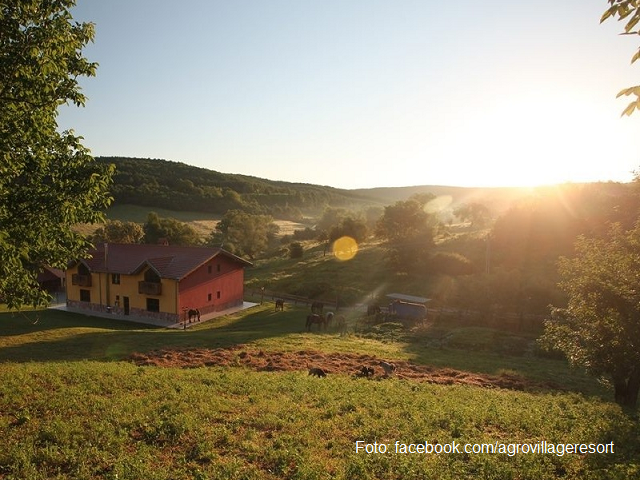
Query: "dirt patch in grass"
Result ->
[[129, 346, 561, 392]]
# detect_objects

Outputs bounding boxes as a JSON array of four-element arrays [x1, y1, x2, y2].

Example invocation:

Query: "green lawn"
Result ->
[[0, 305, 638, 479]]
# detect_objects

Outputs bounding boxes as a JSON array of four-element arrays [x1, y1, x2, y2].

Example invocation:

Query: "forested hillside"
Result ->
[[98, 157, 384, 220]]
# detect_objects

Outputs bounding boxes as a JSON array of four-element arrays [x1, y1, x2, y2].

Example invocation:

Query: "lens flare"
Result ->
[[332, 236, 358, 261]]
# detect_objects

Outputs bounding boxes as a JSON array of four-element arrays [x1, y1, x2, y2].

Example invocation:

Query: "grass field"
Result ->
[[73, 204, 308, 241], [1, 303, 638, 479]]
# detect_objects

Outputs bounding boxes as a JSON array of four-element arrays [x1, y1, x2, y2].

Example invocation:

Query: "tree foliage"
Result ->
[[490, 183, 638, 273], [209, 210, 278, 259], [540, 223, 640, 407], [601, 0, 640, 115], [328, 216, 368, 244], [101, 157, 375, 219], [427, 252, 474, 276], [143, 212, 200, 246], [92, 220, 144, 245], [0, 1, 113, 308], [315, 207, 349, 240], [289, 241, 304, 259], [375, 194, 436, 272], [453, 202, 491, 228]]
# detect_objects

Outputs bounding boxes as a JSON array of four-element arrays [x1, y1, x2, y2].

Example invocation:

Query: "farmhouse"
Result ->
[[66, 243, 252, 323]]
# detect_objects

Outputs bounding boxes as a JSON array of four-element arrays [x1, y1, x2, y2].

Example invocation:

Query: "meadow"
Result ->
[[1, 303, 639, 480], [74, 204, 308, 244]]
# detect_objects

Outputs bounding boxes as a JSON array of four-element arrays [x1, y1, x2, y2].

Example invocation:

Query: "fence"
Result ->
[[248, 288, 339, 311]]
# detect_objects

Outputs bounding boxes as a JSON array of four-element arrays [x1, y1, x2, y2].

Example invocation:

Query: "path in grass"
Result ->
[[129, 345, 561, 392]]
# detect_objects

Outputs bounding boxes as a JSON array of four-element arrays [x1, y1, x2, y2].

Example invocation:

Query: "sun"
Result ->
[[436, 88, 613, 188]]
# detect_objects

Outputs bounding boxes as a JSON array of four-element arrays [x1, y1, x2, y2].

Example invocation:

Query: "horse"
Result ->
[[275, 299, 285, 312], [379, 360, 396, 376], [334, 314, 347, 335], [311, 301, 324, 314], [325, 311, 334, 328], [188, 308, 200, 323], [306, 313, 326, 331]]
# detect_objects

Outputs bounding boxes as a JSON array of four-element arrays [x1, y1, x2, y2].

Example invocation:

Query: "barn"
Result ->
[[66, 243, 252, 324]]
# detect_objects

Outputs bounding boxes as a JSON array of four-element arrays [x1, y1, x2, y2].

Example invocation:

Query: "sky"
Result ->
[[57, 0, 640, 190]]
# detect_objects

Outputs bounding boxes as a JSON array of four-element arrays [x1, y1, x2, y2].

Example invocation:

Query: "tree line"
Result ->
[[99, 156, 381, 221]]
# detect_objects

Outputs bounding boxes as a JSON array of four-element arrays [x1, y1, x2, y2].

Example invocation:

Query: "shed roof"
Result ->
[[37, 266, 64, 283], [386, 293, 431, 304], [76, 243, 252, 280]]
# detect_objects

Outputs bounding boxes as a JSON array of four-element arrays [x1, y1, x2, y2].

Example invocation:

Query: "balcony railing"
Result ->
[[71, 274, 92, 287], [139, 281, 162, 295]]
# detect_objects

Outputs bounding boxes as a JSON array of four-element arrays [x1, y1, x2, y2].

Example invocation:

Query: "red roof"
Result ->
[[37, 266, 65, 283], [78, 244, 252, 280]]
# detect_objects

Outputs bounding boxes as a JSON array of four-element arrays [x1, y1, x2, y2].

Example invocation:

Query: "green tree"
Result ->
[[143, 212, 200, 246], [364, 206, 384, 231], [540, 223, 640, 407], [0, 1, 113, 308], [92, 220, 144, 245], [328, 216, 368, 244], [601, 1, 640, 115], [289, 241, 304, 259], [315, 207, 349, 240], [375, 194, 436, 272], [209, 210, 278, 259], [453, 202, 491, 228]]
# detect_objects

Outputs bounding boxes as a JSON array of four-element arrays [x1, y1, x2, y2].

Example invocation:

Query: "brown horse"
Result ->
[[306, 313, 326, 331], [311, 301, 324, 314], [187, 309, 200, 323], [275, 299, 285, 311]]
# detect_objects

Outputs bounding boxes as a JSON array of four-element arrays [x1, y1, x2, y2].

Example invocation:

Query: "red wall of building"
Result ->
[[178, 255, 246, 316]]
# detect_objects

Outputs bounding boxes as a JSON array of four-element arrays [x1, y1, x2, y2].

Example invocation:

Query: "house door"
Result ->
[[123, 296, 130, 315]]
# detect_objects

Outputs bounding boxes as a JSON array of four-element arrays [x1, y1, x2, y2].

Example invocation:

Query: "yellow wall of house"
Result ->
[[66, 265, 178, 315], [66, 264, 103, 304]]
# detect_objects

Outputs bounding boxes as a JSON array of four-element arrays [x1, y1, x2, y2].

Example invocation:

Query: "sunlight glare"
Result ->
[[424, 195, 453, 213], [332, 236, 358, 261]]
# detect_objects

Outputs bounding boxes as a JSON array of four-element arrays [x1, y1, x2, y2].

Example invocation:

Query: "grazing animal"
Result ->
[[306, 313, 326, 331], [311, 301, 324, 314], [308, 367, 327, 378], [334, 314, 347, 334], [275, 299, 285, 311], [325, 311, 334, 327], [188, 309, 199, 323], [379, 360, 396, 376], [355, 365, 375, 378]]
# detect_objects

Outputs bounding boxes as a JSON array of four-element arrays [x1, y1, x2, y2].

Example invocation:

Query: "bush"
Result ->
[[289, 242, 304, 259], [292, 227, 317, 241], [428, 252, 475, 275]]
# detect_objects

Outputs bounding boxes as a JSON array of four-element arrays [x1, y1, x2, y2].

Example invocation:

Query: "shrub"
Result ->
[[428, 252, 475, 275], [292, 227, 317, 241], [289, 242, 304, 259]]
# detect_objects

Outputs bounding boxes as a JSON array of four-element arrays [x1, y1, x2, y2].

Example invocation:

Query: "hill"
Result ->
[[99, 156, 384, 221], [352, 184, 532, 215], [98, 156, 540, 220]]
